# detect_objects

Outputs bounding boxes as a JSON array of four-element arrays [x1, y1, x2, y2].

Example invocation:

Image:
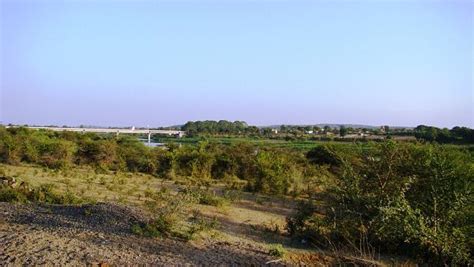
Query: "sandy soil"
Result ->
[[0, 202, 294, 266]]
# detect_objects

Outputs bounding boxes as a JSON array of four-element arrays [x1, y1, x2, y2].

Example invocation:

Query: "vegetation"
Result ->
[[131, 186, 220, 240], [414, 125, 474, 143], [268, 244, 286, 257], [0, 182, 83, 204], [182, 120, 259, 136], [0, 127, 317, 195], [1, 125, 473, 264], [287, 142, 473, 265], [180, 120, 474, 144]]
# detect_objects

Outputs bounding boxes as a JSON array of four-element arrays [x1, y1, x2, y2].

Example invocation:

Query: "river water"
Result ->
[[137, 138, 165, 147]]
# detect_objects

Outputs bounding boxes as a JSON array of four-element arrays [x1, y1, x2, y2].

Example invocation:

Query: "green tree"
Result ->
[[339, 125, 348, 137]]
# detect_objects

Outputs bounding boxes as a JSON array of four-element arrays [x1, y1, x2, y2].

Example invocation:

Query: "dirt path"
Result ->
[[0, 202, 287, 266]]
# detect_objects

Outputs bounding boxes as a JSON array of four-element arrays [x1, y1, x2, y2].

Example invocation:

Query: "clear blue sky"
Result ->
[[1, 0, 472, 128]]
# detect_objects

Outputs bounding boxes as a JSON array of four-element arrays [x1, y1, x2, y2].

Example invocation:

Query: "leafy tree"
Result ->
[[339, 125, 348, 137]]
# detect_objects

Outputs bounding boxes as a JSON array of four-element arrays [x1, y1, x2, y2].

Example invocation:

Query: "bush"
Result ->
[[38, 139, 76, 169], [0, 127, 22, 164], [247, 150, 296, 195], [181, 211, 219, 241], [197, 191, 228, 207], [117, 138, 154, 173], [131, 222, 162, 238], [306, 145, 341, 167], [174, 143, 215, 180], [268, 244, 286, 257], [287, 142, 473, 265], [77, 139, 119, 170]]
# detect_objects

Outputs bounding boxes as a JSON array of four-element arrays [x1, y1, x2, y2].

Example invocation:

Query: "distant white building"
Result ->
[[271, 129, 278, 134], [306, 130, 314, 134]]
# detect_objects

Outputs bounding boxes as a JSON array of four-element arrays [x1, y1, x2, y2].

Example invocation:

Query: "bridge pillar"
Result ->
[[148, 132, 151, 144]]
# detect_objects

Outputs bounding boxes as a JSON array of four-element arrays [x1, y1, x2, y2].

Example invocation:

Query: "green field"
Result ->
[[155, 136, 352, 150]]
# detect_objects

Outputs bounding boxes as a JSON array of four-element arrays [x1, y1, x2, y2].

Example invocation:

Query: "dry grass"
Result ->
[[0, 163, 175, 207]]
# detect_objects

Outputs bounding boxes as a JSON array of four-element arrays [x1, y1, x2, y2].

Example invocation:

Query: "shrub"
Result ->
[[77, 139, 119, 170], [248, 150, 295, 195], [268, 244, 286, 257], [174, 143, 215, 180], [287, 142, 473, 265], [0, 127, 22, 164], [306, 145, 341, 167], [116, 138, 154, 173], [181, 211, 219, 241], [153, 149, 175, 177], [131, 223, 162, 238], [38, 139, 76, 169], [197, 191, 228, 207]]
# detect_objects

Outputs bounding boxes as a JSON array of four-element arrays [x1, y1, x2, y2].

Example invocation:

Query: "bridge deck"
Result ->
[[17, 126, 184, 136]]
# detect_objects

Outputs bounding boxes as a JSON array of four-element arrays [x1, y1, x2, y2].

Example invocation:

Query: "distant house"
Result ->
[[306, 130, 314, 134], [380, 125, 389, 133], [271, 129, 278, 134]]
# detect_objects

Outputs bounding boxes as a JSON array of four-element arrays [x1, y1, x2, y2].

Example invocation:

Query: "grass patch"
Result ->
[[0, 183, 83, 204], [198, 192, 228, 207]]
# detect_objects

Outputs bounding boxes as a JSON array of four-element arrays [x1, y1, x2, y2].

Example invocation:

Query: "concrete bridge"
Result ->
[[22, 126, 185, 143]]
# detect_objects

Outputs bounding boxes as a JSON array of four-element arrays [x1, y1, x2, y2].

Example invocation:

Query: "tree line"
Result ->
[[182, 120, 259, 136], [414, 125, 474, 143], [180, 120, 474, 144]]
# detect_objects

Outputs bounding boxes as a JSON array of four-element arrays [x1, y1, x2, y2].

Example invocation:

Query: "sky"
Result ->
[[0, 0, 473, 128]]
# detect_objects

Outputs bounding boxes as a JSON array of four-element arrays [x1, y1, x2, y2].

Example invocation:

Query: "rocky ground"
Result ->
[[0, 202, 296, 266]]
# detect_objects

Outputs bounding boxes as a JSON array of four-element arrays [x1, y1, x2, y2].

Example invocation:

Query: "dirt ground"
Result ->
[[0, 202, 302, 266]]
